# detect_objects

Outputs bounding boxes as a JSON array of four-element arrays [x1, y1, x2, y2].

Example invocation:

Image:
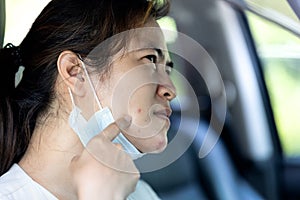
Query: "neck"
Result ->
[[19, 114, 83, 200]]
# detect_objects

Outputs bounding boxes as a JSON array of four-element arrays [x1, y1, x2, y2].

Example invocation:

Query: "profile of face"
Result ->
[[76, 20, 176, 154]]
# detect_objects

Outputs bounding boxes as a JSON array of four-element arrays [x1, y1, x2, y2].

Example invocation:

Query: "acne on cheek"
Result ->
[[134, 108, 151, 124]]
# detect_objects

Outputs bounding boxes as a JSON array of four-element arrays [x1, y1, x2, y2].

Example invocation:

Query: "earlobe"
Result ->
[[57, 51, 86, 96]]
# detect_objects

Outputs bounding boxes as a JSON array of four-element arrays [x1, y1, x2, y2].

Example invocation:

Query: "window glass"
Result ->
[[245, 0, 299, 22], [247, 12, 300, 157], [4, 0, 50, 46]]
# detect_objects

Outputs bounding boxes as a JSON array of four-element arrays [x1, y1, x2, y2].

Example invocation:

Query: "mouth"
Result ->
[[153, 108, 172, 120]]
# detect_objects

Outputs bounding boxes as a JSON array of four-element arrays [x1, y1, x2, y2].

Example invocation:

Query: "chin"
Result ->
[[150, 135, 168, 153], [129, 130, 169, 154]]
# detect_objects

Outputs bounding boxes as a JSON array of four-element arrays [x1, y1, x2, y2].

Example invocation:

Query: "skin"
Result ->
[[18, 19, 176, 199], [83, 20, 176, 153]]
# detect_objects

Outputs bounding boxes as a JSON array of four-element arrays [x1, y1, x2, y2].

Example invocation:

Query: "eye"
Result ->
[[166, 65, 172, 75], [143, 55, 158, 71], [144, 55, 157, 63]]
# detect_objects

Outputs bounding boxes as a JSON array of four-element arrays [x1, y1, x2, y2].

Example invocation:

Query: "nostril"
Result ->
[[157, 84, 176, 101], [164, 92, 170, 97]]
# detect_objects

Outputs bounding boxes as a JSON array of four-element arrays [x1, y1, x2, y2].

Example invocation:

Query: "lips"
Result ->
[[153, 108, 172, 120]]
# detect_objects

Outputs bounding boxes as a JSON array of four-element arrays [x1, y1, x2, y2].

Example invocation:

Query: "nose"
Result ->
[[157, 79, 176, 101]]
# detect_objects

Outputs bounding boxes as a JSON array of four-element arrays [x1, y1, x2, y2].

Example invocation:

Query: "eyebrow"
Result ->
[[154, 48, 174, 68]]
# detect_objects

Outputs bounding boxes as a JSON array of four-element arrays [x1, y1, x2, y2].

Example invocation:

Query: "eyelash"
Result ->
[[145, 55, 157, 63], [144, 54, 172, 75], [165, 66, 172, 75]]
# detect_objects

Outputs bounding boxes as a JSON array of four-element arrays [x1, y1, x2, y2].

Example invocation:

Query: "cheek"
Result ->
[[130, 106, 151, 127], [128, 89, 154, 121]]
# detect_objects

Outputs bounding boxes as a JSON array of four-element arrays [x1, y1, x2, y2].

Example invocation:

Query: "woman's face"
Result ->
[[91, 20, 176, 153]]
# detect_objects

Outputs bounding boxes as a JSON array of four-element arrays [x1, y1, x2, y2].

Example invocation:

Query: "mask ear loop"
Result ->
[[78, 57, 103, 110], [68, 87, 76, 109]]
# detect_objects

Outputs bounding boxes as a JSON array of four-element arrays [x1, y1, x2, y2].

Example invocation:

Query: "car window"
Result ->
[[4, 0, 50, 46], [246, 12, 300, 157], [245, 0, 299, 22]]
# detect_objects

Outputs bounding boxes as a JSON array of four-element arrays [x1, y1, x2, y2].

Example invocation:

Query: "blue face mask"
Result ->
[[68, 60, 145, 160]]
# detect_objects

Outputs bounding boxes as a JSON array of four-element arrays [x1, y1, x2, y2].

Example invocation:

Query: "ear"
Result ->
[[57, 51, 86, 97]]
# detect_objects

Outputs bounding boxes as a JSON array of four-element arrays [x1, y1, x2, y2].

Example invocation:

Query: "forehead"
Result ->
[[127, 21, 168, 55]]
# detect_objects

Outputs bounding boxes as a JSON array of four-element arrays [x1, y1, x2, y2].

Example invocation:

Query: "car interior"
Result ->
[[140, 0, 300, 199], [140, 0, 274, 199], [1, 0, 300, 199]]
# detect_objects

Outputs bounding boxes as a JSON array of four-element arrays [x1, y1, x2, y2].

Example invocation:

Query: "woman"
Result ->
[[0, 0, 176, 199]]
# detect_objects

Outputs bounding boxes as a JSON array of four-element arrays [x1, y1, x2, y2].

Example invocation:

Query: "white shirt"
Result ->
[[0, 164, 160, 200]]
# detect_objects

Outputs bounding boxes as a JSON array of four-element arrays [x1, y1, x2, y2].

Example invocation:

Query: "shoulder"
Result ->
[[127, 179, 161, 200], [0, 164, 57, 200], [0, 164, 30, 198]]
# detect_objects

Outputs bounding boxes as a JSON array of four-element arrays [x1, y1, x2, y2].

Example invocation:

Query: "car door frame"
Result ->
[[0, 0, 5, 47], [232, 0, 300, 198]]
